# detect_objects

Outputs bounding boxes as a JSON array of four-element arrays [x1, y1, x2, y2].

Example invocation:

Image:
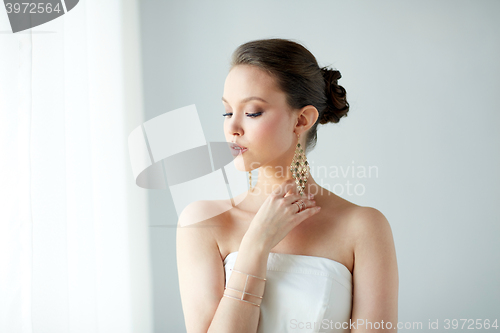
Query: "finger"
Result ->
[[302, 198, 317, 209], [283, 193, 305, 205], [294, 205, 321, 219], [284, 188, 293, 197], [290, 198, 316, 213]]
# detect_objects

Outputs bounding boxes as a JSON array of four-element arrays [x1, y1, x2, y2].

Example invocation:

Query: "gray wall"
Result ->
[[138, 1, 500, 332]]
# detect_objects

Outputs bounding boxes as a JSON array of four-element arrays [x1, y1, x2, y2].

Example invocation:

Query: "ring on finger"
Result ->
[[294, 200, 306, 213]]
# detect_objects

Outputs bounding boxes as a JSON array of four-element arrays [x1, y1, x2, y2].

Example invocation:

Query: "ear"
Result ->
[[294, 105, 319, 134]]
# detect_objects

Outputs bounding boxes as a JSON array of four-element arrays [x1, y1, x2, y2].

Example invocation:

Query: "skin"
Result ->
[[222, 65, 321, 201], [177, 64, 399, 332]]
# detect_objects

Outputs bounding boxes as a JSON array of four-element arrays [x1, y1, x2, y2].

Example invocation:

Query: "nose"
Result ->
[[225, 115, 243, 139], [229, 132, 241, 143]]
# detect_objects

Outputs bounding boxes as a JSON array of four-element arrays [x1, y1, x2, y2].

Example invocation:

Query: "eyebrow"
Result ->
[[221, 96, 269, 104]]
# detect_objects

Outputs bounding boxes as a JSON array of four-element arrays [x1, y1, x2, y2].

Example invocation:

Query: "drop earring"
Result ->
[[248, 170, 253, 192], [290, 133, 310, 196]]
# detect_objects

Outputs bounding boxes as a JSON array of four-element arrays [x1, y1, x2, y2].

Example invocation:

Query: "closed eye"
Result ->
[[222, 112, 262, 118]]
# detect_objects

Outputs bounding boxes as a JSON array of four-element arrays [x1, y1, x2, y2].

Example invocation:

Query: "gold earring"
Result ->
[[290, 133, 310, 196], [248, 170, 253, 192]]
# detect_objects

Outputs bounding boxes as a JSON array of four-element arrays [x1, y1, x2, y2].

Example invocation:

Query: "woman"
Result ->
[[177, 38, 398, 333]]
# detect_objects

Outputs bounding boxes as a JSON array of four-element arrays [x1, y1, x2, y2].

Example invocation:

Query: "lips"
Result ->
[[230, 143, 247, 149], [229, 143, 248, 156]]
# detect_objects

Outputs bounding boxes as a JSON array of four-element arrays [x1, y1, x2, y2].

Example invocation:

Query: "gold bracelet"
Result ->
[[222, 293, 260, 307], [224, 286, 263, 299], [223, 293, 261, 307], [230, 269, 267, 281], [224, 269, 266, 307]]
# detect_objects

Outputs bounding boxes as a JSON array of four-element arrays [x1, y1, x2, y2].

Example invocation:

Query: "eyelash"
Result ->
[[222, 112, 262, 118]]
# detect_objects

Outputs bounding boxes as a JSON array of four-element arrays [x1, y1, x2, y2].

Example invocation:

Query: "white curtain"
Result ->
[[0, 1, 152, 333]]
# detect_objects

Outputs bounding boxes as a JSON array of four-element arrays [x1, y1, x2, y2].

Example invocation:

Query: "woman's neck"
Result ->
[[249, 166, 319, 203]]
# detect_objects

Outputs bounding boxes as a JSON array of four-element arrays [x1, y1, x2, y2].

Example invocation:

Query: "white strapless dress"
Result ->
[[224, 251, 353, 333]]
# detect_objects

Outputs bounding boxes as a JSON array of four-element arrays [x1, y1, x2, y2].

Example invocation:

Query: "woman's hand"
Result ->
[[243, 178, 321, 253]]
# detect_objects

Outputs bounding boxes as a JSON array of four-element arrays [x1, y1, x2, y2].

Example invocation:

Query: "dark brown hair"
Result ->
[[230, 38, 349, 154]]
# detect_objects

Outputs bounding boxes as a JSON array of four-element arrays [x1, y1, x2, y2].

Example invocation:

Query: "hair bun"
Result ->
[[319, 67, 349, 124]]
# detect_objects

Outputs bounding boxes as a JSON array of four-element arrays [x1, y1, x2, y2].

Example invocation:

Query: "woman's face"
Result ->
[[222, 65, 298, 172]]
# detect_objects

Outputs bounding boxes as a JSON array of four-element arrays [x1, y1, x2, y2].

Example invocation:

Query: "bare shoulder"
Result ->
[[318, 196, 394, 269], [176, 199, 225, 261], [346, 205, 398, 278], [347, 206, 394, 243], [177, 196, 250, 261], [177, 199, 230, 228], [176, 199, 232, 266]]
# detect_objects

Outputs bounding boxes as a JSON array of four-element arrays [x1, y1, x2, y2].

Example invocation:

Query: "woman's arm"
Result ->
[[176, 200, 269, 333], [350, 207, 399, 332], [177, 179, 319, 332]]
